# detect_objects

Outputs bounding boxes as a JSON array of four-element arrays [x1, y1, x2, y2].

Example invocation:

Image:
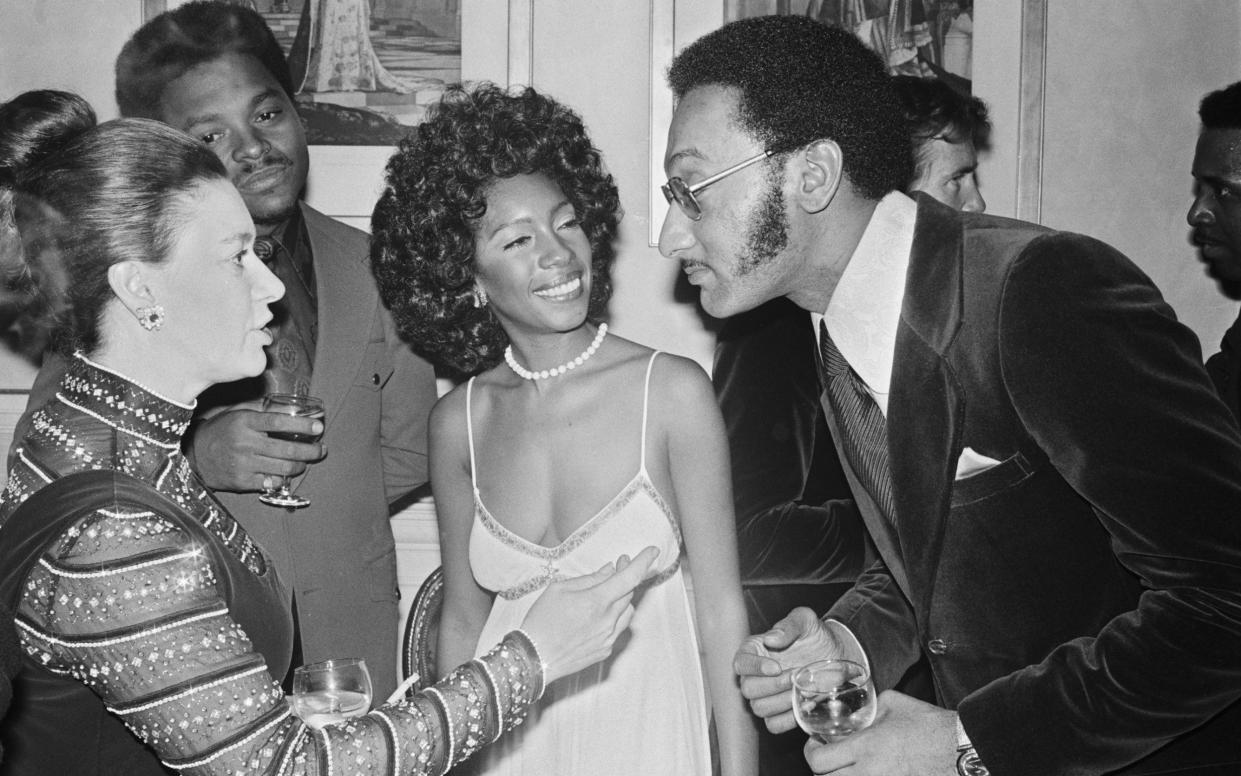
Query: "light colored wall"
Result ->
[[971, 0, 1023, 220], [0, 0, 135, 124], [1038, 0, 1241, 354]]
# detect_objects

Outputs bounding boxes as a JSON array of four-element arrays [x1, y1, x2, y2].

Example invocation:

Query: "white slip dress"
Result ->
[[464, 352, 712, 775]]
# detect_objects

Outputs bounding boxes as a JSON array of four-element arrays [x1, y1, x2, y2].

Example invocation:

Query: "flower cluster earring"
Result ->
[[472, 287, 489, 308], [136, 304, 165, 331]]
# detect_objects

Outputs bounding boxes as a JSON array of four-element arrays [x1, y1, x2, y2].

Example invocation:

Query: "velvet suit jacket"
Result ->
[[1205, 312, 1241, 426], [11, 204, 438, 696], [824, 196, 1241, 776]]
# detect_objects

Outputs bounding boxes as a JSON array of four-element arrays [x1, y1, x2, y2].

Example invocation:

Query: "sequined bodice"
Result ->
[[2, 354, 265, 573], [0, 354, 545, 775]]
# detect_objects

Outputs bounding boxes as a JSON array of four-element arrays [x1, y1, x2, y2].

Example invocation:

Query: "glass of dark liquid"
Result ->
[[259, 393, 324, 509]]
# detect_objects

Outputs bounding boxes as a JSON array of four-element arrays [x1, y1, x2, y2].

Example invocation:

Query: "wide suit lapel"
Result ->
[[886, 197, 966, 614], [297, 203, 376, 485]]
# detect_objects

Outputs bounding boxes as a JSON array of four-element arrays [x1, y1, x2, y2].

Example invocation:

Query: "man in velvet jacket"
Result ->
[[9, 2, 437, 696], [713, 74, 994, 641], [660, 16, 1241, 776], [712, 74, 992, 776]]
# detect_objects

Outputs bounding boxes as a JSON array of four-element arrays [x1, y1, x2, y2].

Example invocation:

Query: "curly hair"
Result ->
[[667, 15, 911, 200], [371, 83, 621, 377], [1200, 81, 1241, 131], [115, 0, 292, 119]]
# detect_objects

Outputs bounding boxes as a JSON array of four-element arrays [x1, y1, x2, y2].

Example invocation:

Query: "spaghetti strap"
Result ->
[[639, 352, 661, 474], [465, 376, 480, 492]]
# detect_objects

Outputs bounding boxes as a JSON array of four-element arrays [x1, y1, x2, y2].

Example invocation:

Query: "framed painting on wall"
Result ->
[[724, 1, 974, 85], [145, 0, 461, 145]]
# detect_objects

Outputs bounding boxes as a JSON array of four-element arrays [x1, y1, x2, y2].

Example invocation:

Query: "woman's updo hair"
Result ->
[[0, 90, 97, 174], [371, 83, 622, 377], [0, 91, 95, 355], [0, 90, 227, 355]]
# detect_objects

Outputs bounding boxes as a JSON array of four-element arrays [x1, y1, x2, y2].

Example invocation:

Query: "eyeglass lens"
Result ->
[[662, 179, 702, 220]]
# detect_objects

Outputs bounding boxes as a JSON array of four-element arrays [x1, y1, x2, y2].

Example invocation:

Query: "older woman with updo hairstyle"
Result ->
[[0, 89, 651, 776], [371, 83, 756, 776]]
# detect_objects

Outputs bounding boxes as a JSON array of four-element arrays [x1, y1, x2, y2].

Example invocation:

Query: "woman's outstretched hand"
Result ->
[[521, 546, 660, 684]]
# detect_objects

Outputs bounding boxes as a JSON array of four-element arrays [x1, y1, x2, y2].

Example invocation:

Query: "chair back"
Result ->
[[401, 565, 445, 696]]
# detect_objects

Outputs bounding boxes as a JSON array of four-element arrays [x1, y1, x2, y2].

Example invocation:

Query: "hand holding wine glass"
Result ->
[[289, 657, 373, 729], [792, 659, 876, 743], [259, 392, 324, 508]]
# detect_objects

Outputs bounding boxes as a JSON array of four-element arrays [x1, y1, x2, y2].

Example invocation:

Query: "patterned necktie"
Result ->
[[819, 321, 897, 526], [255, 236, 315, 397]]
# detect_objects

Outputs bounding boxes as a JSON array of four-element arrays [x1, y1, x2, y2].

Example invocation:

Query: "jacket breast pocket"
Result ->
[[949, 450, 1039, 508], [353, 340, 394, 391]]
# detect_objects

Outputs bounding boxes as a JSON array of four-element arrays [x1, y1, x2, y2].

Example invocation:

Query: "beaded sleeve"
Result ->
[[15, 507, 544, 776]]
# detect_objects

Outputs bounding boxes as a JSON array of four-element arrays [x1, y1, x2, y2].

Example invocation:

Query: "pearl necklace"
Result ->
[[505, 323, 608, 380]]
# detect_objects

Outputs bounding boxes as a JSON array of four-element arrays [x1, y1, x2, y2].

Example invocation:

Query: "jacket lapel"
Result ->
[[887, 196, 966, 611], [302, 203, 375, 438]]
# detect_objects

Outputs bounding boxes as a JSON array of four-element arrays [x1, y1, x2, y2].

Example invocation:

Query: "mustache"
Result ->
[[234, 152, 293, 177]]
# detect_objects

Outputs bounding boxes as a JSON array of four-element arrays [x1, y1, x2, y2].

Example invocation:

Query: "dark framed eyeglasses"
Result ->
[[661, 149, 774, 221]]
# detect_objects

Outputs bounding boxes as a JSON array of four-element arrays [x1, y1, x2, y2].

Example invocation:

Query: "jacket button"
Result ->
[[371, 373, 381, 385], [927, 638, 948, 655]]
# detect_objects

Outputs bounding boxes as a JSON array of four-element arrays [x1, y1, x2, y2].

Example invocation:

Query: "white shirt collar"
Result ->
[[812, 191, 917, 414]]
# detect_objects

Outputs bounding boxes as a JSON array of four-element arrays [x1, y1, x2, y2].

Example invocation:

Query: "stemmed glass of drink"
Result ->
[[289, 657, 372, 729], [791, 658, 877, 743], [258, 392, 324, 508]]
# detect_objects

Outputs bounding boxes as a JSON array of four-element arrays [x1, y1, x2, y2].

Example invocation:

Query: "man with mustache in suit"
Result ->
[[711, 72, 991, 776], [659, 15, 1241, 776]]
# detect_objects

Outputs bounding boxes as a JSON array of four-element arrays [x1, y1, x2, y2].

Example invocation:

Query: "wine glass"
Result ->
[[791, 659, 876, 743], [259, 393, 324, 508], [289, 657, 373, 730]]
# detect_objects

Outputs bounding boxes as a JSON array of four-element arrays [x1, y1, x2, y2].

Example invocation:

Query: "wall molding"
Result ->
[[1016, 0, 1047, 223], [507, 0, 534, 86]]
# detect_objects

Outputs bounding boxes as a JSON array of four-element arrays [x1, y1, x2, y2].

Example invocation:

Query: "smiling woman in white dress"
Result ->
[[371, 83, 757, 776]]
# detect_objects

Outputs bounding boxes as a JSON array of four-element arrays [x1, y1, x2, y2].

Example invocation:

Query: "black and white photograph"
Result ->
[[2, 2, 1241, 775]]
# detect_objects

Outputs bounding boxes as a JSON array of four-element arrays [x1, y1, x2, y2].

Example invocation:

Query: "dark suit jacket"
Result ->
[[713, 298, 872, 633], [1205, 313, 1241, 426], [10, 204, 438, 696], [713, 300, 875, 776], [824, 196, 1241, 776]]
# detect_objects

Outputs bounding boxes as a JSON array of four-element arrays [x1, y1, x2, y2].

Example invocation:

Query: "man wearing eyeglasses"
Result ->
[[660, 15, 1241, 776], [709, 72, 991, 776]]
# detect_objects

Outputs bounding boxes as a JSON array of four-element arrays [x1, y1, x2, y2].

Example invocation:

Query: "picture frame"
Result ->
[[145, 0, 461, 146]]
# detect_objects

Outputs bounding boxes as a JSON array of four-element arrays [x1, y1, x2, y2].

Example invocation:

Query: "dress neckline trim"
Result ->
[[74, 352, 197, 410], [474, 469, 681, 557]]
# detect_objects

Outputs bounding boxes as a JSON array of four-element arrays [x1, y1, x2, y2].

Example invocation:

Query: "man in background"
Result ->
[[893, 74, 989, 214], [711, 71, 990, 775], [1189, 80, 1241, 424], [8, 1, 437, 696]]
